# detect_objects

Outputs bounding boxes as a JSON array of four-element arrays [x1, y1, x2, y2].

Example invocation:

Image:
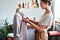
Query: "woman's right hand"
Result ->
[[22, 18, 30, 23]]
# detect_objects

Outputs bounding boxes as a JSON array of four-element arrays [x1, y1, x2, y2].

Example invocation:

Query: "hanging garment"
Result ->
[[13, 8, 28, 40]]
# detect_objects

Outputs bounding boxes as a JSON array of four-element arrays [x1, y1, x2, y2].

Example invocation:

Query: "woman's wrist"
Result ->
[[29, 19, 31, 21], [28, 20, 31, 23]]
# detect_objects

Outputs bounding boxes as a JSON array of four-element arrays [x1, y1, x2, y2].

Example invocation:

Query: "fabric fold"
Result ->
[[13, 8, 28, 40]]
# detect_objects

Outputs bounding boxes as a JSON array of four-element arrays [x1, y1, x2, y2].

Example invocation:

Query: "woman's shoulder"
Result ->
[[46, 12, 53, 16], [43, 12, 53, 19], [46, 13, 53, 19]]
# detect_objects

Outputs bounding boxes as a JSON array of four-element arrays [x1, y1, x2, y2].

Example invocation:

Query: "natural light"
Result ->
[[55, 0, 60, 22]]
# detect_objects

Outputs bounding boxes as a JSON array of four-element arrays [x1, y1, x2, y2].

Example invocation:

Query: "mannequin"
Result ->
[[13, 3, 28, 40]]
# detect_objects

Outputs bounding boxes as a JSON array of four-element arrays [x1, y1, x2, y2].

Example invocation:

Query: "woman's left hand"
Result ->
[[22, 18, 30, 23]]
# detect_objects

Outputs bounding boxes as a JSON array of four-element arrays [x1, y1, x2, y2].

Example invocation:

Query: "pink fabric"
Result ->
[[48, 31, 60, 36], [7, 37, 14, 40]]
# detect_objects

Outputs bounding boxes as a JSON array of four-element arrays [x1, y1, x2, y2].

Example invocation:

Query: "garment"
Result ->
[[35, 12, 53, 40], [35, 29, 48, 40], [13, 8, 28, 40]]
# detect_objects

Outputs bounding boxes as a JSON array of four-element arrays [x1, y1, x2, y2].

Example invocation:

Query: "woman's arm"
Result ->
[[26, 17, 38, 25], [29, 19, 38, 25], [22, 18, 48, 31], [27, 25, 34, 28], [28, 21, 48, 31]]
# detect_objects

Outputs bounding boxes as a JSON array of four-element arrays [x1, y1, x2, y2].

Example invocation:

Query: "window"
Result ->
[[55, 0, 60, 22]]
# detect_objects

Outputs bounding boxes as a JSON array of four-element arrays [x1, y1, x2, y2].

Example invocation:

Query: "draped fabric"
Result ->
[[13, 8, 28, 40]]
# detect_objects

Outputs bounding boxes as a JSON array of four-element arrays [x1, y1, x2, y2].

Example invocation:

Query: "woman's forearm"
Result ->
[[27, 25, 34, 28], [28, 21, 40, 31], [28, 21, 48, 31], [29, 19, 38, 25]]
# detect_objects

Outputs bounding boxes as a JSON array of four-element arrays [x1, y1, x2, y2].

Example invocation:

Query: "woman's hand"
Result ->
[[22, 18, 30, 23]]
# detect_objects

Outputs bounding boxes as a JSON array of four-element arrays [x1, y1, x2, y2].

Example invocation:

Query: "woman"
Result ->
[[22, 0, 53, 40]]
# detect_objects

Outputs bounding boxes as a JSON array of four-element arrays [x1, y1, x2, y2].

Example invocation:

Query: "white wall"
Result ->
[[0, 0, 44, 25], [0, 0, 17, 24]]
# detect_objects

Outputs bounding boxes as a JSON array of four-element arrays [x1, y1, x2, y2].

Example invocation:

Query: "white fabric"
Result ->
[[13, 8, 28, 40], [38, 12, 53, 29], [7, 33, 14, 37]]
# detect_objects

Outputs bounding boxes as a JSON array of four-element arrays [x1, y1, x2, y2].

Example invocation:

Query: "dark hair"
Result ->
[[18, 3, 21, 8], [41, 0, 52, 6]]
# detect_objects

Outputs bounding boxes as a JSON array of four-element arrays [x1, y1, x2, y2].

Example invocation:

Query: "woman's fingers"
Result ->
[[22, 18, 29, 23]]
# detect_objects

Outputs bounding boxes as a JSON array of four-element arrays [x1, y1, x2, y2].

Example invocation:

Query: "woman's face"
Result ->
[[40, 1, 47, 9]]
